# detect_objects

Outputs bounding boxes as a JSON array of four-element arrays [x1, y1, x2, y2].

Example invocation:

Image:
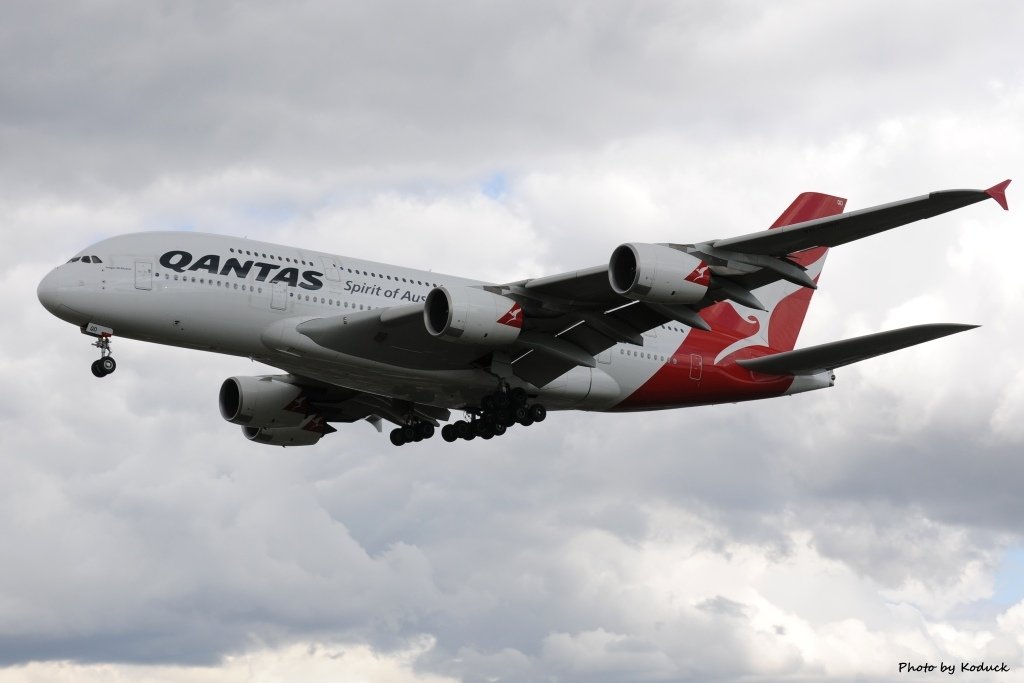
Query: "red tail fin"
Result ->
[[701, 192, 846, 352]]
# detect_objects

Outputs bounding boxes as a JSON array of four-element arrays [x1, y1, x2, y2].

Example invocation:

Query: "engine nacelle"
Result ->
[[241, 422, 325, 447], [424, 286, 523, 345], [609, 243, 710, 304], [219, 376, 307, 428]]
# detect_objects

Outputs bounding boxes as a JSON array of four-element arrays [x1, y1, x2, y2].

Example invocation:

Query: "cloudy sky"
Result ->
[[2, 1, 1022, 681]]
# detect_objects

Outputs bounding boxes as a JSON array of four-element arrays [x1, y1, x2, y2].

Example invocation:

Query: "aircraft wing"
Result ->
[[503, 181, 1008, 386], [735, 323, 977, 375], [273, 372, 451, 428], [713, 181, 1010, 256], [270, 182, 1006, 389]]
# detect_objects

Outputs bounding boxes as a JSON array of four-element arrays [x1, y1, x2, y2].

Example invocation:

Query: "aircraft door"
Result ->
[[134, 260, 153, 290], [271, 283, 288, 310], [689, 354, 703, 381], [321, 257, 341, 282]]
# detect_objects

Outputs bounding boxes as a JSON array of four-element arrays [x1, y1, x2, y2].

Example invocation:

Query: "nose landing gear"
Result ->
[[86, 326, 116, 378]]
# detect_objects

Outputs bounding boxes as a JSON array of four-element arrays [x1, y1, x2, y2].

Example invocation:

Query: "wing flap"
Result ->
[[736, 323, 978, 375]]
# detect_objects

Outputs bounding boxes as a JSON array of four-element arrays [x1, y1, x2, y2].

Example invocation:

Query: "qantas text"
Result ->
[[159, 251, 324, 290], [344, 280, 427, 302]]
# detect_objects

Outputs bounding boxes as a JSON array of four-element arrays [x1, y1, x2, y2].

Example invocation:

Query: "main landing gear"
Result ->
[[389, 421, 436, 447], [439, 387, 546, 444], [387, 388, 547, 447], [89, 333, 117, 378]]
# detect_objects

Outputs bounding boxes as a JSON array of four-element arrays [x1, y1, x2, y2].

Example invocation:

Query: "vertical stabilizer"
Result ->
[[701, 192, 846, 352]]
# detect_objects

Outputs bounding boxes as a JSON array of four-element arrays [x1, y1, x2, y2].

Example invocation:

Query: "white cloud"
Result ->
[[0, 640, 455, 683]]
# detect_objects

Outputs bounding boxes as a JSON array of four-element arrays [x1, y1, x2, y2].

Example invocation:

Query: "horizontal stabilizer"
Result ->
[[736, 323, 978, 375]]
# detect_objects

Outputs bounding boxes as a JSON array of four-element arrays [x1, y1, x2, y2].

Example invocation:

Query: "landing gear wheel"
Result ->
[[402, 425, 418, 442], [456, 421, 474, 440], [510, 387, 528, 406], [91, 359, 106, 378], [99, 356, 116, 375], [528, 404, 547, 423], [416, 423, 435, 440], [390, 429, 406, 446], [441, 424, 458, 442]]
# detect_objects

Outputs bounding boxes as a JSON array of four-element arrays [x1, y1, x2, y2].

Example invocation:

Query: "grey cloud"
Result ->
[[2, 1, 1021, 195], [3, 1, 1024, 681]]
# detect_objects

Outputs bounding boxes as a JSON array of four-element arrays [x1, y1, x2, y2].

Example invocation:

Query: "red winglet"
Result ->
[[985, 179, 1011, 211]]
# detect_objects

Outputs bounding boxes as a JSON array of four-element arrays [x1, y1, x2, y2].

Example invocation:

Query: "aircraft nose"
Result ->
[[37, 268, 62, 315], [37, 266, 91, 325]]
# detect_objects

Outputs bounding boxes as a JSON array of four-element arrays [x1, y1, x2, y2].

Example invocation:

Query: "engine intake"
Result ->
[[609, 243, 710, 304], [424, 286, 523, 346], [219, 376, 307, 428]]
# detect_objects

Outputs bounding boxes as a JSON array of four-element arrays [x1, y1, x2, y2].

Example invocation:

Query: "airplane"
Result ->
[[37, 180, 1011, 447]]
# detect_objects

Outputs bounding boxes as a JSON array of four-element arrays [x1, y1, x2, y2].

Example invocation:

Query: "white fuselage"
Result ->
[[38, 232, 707, 412]]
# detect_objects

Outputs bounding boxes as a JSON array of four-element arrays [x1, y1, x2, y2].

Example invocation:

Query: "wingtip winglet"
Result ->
[[985, 179, 1011, 210]]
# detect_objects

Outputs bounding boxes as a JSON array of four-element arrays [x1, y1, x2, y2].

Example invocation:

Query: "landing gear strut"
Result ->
[[89, 333, 116, 378], [440, 387, 545, 444]]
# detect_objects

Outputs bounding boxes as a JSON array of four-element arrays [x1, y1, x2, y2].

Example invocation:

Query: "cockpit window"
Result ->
[[91, 256, 102, 263], [81, 256, 93, 263], [68, 257, 81, 263]]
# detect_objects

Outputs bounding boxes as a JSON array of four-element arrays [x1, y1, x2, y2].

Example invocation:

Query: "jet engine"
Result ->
[[219, 376, 308, 428], [609, 243, 711, 304], [424, 286, 523, 345]]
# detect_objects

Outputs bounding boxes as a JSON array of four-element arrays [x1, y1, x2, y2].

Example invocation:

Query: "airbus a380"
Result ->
[[37, 180, 1010, 447]]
